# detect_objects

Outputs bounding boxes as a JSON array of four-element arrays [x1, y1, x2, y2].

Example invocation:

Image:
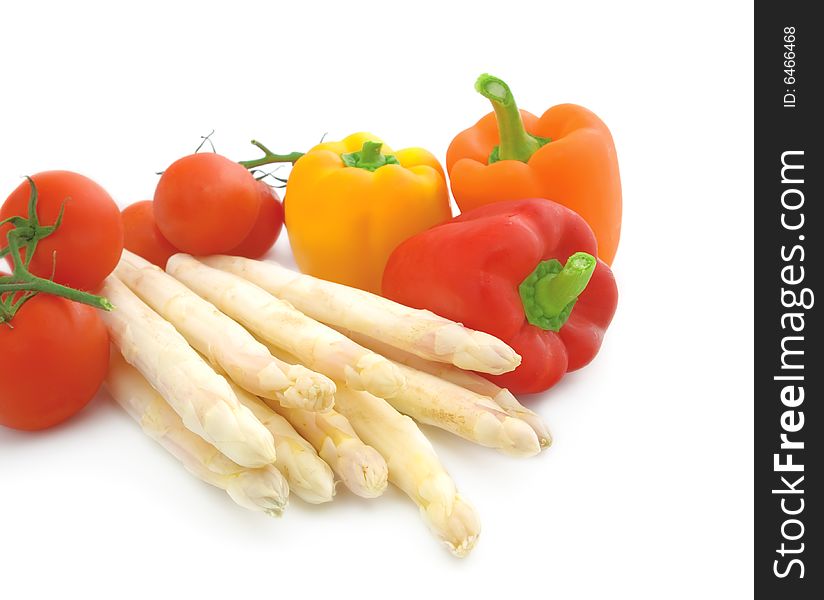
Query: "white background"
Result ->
[[0, 1, 754, 598]]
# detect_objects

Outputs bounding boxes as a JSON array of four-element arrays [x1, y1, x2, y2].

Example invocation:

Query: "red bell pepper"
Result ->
[[382, 198, 618, 395]]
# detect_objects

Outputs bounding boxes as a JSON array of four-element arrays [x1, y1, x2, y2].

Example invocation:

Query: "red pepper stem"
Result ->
[[519, 252, 597, 331], [475, 73, 545, 163], [238, 140, 304, 170], [534, 253, 596, 316]]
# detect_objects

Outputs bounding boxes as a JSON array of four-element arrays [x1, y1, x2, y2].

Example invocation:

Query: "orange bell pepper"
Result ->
[[446, 74, 622, 265]]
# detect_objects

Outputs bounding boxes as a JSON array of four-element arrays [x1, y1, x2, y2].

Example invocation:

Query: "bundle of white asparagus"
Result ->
[[115, 250, 335, 412], [338, 330, 552, 449], [105, 350, 290, 516], [201, 255, 522, 374], [227, 381, 336, 504], [167, 254, 407, 400], [101, 253, 552, 558], [99, 276, 278, 469]]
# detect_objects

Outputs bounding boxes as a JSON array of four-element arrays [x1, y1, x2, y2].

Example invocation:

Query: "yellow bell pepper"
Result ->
[[278, 132, 452, 293]]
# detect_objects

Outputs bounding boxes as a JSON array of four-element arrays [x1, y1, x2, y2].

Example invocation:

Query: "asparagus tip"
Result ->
[[337, 440, 389, 499], [427, 495, 481, 558], [225, 467, 290, 516], [347, 354, 407, 399], [261, 503, 287, 518], [202, 403, 279, 468], [282, 365, 337, 412], [492, 390, 552, 449], [282, 449, 337, 505], [439, 325, 522, 375], [499, 416, 542, 457]]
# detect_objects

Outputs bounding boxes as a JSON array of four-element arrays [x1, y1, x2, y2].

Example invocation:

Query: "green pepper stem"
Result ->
[[518, 252, 597, 331], [533, 253, 596, 317], [358, 141, 384, 168], [340, 140, 400, 172], [238, 140, 304, 169], [475, 73, 546, 163]]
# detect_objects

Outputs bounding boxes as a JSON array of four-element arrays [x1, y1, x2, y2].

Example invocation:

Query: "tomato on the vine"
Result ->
[[154, 153, 260, 255], [1, 171, 124, 291], [122, 200, 179, 268], [0, 294, 109, 431], [228, 180, 284, 259]]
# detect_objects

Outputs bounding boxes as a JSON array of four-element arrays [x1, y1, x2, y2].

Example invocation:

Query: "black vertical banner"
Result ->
[[755, 3, 821, 598]]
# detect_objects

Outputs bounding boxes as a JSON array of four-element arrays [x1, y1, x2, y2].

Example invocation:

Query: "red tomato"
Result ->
[[0, 294, 109, 430], [228, 181, 284, 259], [154, 153, 259, 255], [1, 171, 124, 291], [121, 201, 179, 268]]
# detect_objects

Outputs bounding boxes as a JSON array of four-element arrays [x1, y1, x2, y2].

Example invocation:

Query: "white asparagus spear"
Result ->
[[380, 361, 541, 458], [260, 345, 388, 498], [480, 388, 552, 450], [201, 255, 521, 375], [105, 350, 289, 516], [333, 386, 481, 558], [228, 383, 336, 504], [99, 275, 277, 469], [264, 336, 536, 456], [272, 404, 388, 499], [115, 250, 334, 412], [343, 330, 551, 448], [166, 254, 405, 399]]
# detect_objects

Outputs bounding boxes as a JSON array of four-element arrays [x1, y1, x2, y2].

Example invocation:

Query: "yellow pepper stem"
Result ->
[[340, 141, 400, 172]]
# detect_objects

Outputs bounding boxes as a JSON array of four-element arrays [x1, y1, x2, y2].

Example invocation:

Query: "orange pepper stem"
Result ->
[[518, 252, 596, 331], [475, 73, 550, 164], [238, 140, 304, 170]]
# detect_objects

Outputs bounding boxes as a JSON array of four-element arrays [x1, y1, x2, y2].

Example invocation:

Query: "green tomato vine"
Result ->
[[0, 177, 113, 326]]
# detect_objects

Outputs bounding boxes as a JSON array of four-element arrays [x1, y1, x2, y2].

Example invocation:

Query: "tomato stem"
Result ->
[[0, 178, 113, 325], [238, 140, 304, 170]]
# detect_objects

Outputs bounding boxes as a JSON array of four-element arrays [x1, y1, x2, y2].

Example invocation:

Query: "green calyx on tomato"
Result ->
[[0, 177, 113, 326]]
